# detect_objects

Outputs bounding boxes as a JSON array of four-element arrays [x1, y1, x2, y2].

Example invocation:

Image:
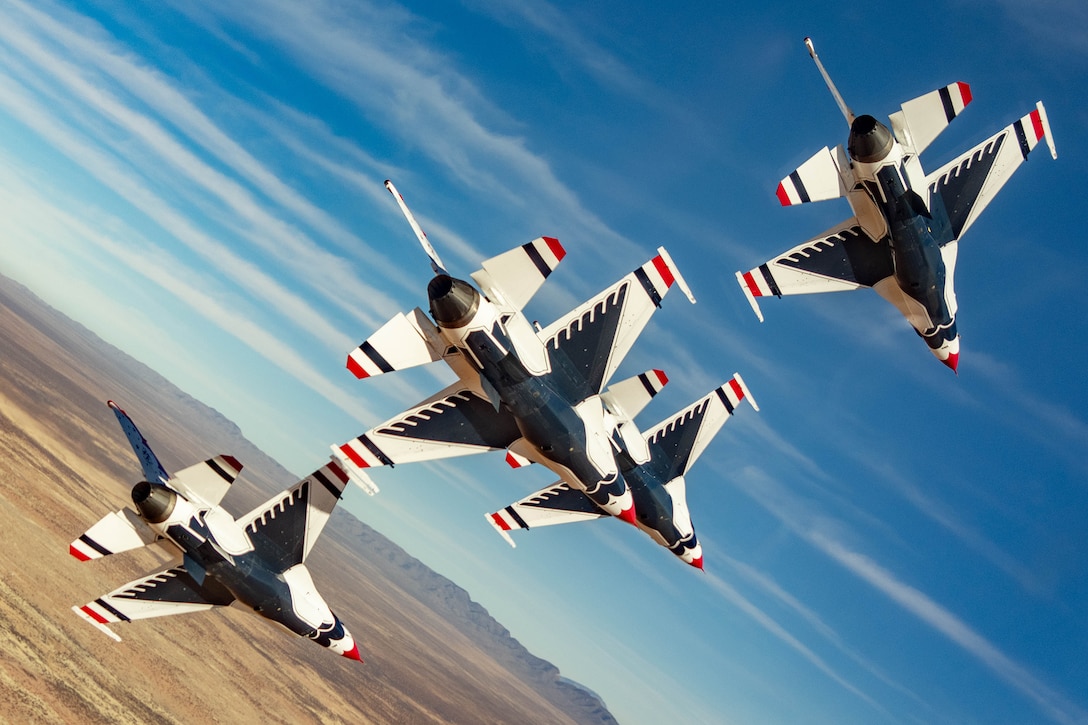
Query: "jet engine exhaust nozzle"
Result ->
[[428, 275, 481, 329], [131, 481, 177, 523], [847, 114, 894, 163]]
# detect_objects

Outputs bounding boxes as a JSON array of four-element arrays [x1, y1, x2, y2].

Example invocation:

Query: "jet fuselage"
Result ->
[[847, 116, 961, 367], [613, 438, 702, 568], [131, 481, 357, 655], [430, 275, 634, 521]]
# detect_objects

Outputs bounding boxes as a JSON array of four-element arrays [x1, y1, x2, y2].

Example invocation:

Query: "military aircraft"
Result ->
[[71, 400, 364, 662], [736, 37, 1056, 371], [487, 370, 758, 570], [334, 180, 694, 527]]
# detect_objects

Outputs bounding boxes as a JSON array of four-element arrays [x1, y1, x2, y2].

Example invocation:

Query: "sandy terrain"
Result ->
[[0, 274, 615, 725]]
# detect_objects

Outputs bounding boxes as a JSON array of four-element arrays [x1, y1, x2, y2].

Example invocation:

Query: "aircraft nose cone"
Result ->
[[933, 334, 960, 374], [342, 642, 363, 662], [428, 274, 480, 328], [617, 503, 638, 527], [847, 114, 894, 163], [689, 555, 704, 571]]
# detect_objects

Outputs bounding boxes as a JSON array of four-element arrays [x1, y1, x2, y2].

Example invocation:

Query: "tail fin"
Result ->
[[107, 400, 169, 484], [805, 37, 855, 125], [385, 179, 447, 275], [642, 373, 758, 480]]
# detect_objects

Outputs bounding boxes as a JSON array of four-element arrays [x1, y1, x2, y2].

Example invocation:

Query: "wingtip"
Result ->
[[1035, 101, 1058, 160], [346, 354, 370, 379], [735, 271, 765, 322]]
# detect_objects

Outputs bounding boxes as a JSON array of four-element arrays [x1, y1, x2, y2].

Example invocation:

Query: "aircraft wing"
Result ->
[[890, 82, 973, 155], [776, 145, 851, 206], [471, 236, 566, 311], [735, 220, 893, 321], [643, 374, 758, 480], [347, 307, 445, 379], [486, 481, 606, 546], [240, 459, 351, 569], [336, 380, 522, 471], [927, 102, 1056, 243], [73, 566, 235, 641], [69, 508, 160, 561], [601, 368, 669, 423], [539, 247, 693, 399], [168, 455, 243, 509]]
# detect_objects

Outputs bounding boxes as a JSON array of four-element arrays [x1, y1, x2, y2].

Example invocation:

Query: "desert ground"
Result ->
[[0, 274, 615, 725]]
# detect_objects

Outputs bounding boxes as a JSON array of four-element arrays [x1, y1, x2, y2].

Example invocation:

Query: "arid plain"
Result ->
[[0, 273, 617, 725]]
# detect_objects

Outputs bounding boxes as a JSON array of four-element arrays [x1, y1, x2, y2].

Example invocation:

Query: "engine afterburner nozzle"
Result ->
[[847, 114, 894, 163], [428, 275, 480, 328], [131, 481, 177, 523]]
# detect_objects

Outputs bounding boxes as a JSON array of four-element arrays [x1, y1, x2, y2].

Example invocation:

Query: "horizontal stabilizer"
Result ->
[[487, 481, 605, 546], [242, 459, 352, 568], [601, 369, 668, 424], [926, 101, 1056, 242], [169, 455, 242, 509], [890, 82, 972, 155], [540, 247, 692, 398], [69, 508, 159, 561], [643, 373, 758, 479], [471, 236, 566, 311], [504, 449, 532, 468], [347, 308, 444, 379], [776, 146, 850, 205]]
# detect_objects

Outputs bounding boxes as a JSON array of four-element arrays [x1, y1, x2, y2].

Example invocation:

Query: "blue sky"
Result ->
[[1, 1, 1086, 722]]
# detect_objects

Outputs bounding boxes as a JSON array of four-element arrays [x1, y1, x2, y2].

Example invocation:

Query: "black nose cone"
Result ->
[[848, 115, 894, 163], [428, 275, 480, 328]]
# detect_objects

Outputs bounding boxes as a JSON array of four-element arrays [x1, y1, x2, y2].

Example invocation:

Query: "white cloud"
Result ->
[[812, 533, 1088, 725], [703, 571, 888, 716], [733, 465, 1087, 725]]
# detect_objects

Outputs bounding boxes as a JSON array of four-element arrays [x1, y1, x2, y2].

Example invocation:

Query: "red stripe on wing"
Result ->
[[339, 444, 369, 468], [652, 255, 675, 288]]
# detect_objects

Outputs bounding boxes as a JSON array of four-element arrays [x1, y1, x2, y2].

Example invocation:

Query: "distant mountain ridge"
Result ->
[[0, 271, 617, 725]]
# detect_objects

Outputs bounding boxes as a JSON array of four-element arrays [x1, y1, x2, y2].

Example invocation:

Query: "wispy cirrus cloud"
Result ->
[[461, 0, 665, 100], [812, 533, 1088, 725], [0, 164, 378, 427], [703, 570, 888, 716], [0, 1, 403, 333], [175, 0, 644, 266], [733, 465, 1087, 724]]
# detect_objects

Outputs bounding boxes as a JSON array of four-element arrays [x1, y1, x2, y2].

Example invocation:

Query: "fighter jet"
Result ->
[[334, 181, 694, 527], [70, 401, 364, 662], [736, 37, 1057, 371], [487, 370, 758, 570]]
